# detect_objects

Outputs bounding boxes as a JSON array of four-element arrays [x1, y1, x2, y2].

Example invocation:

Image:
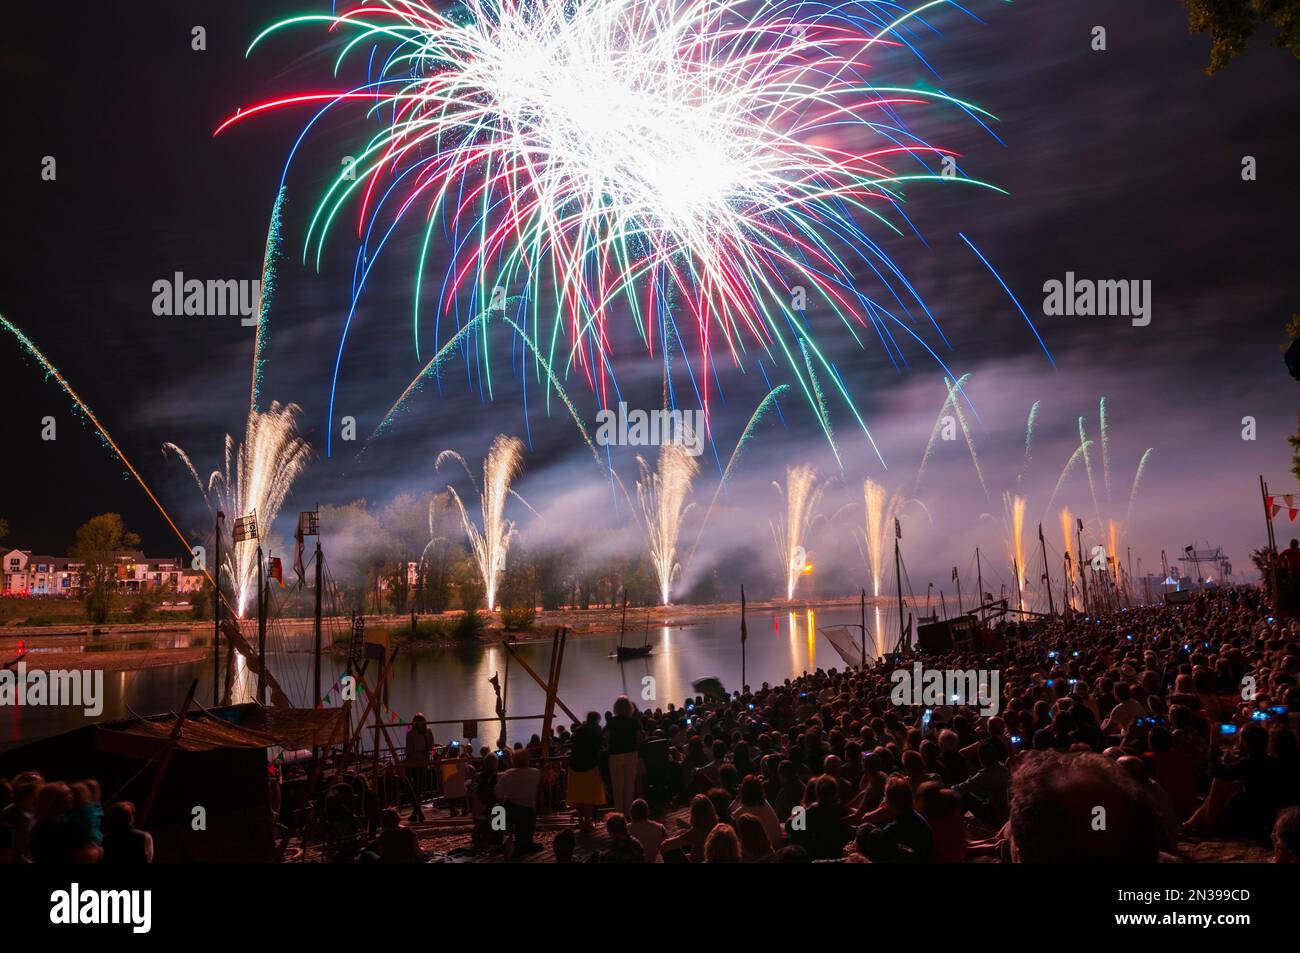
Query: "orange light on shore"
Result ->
[[802, 563, 814, 575]]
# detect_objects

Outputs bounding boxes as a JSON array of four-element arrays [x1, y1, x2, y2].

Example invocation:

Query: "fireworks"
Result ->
[[1060, 506, 1075, 610], [636, 444, 698, 605], [221, 0, 1007, 454], [1002, 491, 1026, 599], [863, 479, 904, 597], [771, 465, 824, 601], [165, 402, 312, 617], [438, 435, 526, 611]]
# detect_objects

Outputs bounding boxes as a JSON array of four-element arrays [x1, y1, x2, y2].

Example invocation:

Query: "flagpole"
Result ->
[[740, 584, 747, 691], [313, 509, 323, 709], [859, 588, 866, 668], [213, 512, 223, 707], [256, 544, 266, 705]]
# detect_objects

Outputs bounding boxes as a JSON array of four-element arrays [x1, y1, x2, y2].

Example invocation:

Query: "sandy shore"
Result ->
[[3, 647, 210, 673]]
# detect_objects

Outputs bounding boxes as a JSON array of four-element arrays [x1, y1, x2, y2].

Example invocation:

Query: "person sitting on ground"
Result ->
[[785, 775, 853, 860], [364, 808, 424, 863], [1144, 726, 1198, 821], [1272, 805, 1300, 863], [953, 741, 1012, 828], [734, 814, 775, 862], [627, 798, 667, 863], [731, 776, 784, 851], [497, 747, 543, 858], [703, 823, 742, 863], [1009, 750, 1166, 862], [917, 782, 966, 863], [589, 812, 645, 863], [1, 773, 42, 863], [873, 777, 935, 863], [551, 827, 576, 864], [101, 801, 153, 864], [1184, 722, 1282, 838], [660, 794, 718, 863]]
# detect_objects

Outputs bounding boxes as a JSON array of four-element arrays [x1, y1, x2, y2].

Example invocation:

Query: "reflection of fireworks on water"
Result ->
[[221, 0, 1018, 457], [863, 479, 904, 597], [165, 402, 311, 617], [438, 435, 526, 611], [771, 465, 824, 601], [637, 444, 698, 605]]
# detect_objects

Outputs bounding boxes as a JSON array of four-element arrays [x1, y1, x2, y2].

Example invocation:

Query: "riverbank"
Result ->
[[3, 594, 897, 670]]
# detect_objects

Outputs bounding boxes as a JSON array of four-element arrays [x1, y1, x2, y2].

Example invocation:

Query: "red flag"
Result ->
[[269, 557, 285, 588], [1265, 496, 1274, 511]]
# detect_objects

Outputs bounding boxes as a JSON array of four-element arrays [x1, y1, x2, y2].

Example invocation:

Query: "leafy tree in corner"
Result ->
[[1182, 0, 1300, 73], [70, 513, 140, 625]]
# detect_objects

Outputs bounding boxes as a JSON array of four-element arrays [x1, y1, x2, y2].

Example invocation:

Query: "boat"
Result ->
[[612, 591, 653, 661]]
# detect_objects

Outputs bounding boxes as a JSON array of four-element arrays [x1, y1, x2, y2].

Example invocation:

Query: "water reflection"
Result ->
[[1, 605, 898, 751]]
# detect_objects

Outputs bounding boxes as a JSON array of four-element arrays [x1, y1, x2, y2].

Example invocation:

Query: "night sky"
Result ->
[[2, 1, 1297, 596]]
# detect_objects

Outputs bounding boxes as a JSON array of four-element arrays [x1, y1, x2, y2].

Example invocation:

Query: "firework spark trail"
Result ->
[[250, 186, 287, 413], [799, 338, 841, 470], [2, 315, 294, 700], [362, 316, 483, 451], [220, 0, 1019, 457], [1125, 447, 1154, 529], [941, 375, 988, 497], [685, 384, 789, 570], [636, 444, 698, 604], [1077, 416, 1103, 528], [0, 314, 198, 563], [1099, 396, 1112, 504], [1044, 439, 1093, 515], [915, 372, 971, 489], [1002, 491, 1026, 597], [864, 479, 904, 597], [438, 434, 525, 611], [1060, 506, 1074, 609], [771, 465, 824, 601], [1019, 400, 1039, 484], [165, 402, 311, 617]]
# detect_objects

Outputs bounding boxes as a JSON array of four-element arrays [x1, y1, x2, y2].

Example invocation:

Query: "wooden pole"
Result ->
[[859, 588, 866, 667], [313, 531, 323, 708], [1039, 522, 1055, 617], [213, 514, 223, 706], [740, 585, 748, 690], [256, 545, 266, 705], [139, 679, 198, 828], [1076, 521, 1089, 614], [894, 520, 905, 651]]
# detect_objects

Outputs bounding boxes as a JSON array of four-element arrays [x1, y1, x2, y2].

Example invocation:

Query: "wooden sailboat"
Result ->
[[615, 593, 653, 660]]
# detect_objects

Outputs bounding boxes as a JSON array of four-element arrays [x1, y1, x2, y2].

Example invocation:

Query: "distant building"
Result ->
[[1, 548, 205, 597]]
